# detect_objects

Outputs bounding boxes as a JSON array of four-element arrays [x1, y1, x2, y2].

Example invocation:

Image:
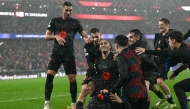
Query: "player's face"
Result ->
[[87, 81, 95, 95], [90, 32, 101, 45], [99, 40, 111, 54], [62, 6, 73, 19], [128, 32, 140, 45], [168, 37, 175, 50], [159, 21, 169, 33]]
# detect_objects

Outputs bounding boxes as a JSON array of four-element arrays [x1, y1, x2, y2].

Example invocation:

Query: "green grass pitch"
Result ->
[[0, 70, 190, 109]]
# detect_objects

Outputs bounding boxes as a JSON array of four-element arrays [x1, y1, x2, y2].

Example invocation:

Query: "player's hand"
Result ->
[[55, 35, 66, 45], [100, 89, 108, 93], [169, 72, 176, 80], [135, 47, 145, 55], [84, 38, 91, 43], [110, 93, 123, 103], [113, 53, 118, 60]]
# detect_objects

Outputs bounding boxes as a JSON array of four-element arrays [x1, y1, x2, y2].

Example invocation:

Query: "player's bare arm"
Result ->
[[45, 30, 66, 45], [80, 30, 91, 43]]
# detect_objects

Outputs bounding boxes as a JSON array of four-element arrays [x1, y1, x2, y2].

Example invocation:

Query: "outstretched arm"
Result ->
[[169, 64, 188, 80], [80, 31, 91, 43], [135, 47, 189, 57]]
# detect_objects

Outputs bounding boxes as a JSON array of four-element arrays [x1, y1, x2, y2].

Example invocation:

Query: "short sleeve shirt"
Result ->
[[47, 17, 84, 55]]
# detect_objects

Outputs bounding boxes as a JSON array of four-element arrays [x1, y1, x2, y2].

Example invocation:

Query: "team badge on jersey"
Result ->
[[59, 30, 67, 39], [102, 71, 110, 81]]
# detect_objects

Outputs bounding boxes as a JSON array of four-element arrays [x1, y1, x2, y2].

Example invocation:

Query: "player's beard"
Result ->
[[94, 41, 99, 45], [101, 47, 108, 54], [65, 14, 71, 19], [160, 28, 165, 33]]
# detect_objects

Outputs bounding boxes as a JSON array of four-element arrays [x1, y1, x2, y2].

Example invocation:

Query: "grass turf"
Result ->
[[0, 70, 190, 109]]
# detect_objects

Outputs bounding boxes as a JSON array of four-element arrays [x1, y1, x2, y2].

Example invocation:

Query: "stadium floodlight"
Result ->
[[181, 6, 190, 11]]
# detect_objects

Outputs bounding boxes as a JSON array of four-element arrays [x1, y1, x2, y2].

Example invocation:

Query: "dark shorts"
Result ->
[[47, 54, 76, 75], [157, 65, 170, 80], [128, 98, 147, 109], [155, 57, 179, 80], [82, 68, 96, 85], [143, 69, 158, 88]]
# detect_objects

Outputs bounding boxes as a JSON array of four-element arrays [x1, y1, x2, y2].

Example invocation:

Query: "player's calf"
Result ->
[[76, 84, 88, 107]]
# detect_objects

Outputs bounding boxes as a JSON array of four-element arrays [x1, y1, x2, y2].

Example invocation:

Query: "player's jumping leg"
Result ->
[[151, 85, 166, 108], [174, 78, 190, 109], [157, 78, 176, 109], [145, 80, 151, 109]]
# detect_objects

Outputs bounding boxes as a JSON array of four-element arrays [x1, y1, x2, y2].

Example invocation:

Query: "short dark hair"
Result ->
[[90, 28, 100, 34], [130, 29, 143, 38], [168, 30, 183, 43], [114, 34, 128, 47], [63, 1, 72, 7], [159, 18, 170, 24]]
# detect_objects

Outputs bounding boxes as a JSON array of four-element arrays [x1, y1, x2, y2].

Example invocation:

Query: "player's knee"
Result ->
[[173, 83, 179, 91], [157, 78, 164, 85], [47, 70, 56, 76], [145, 80, 150, 86], [81, 85, 88, 94], [68, 74, 76, 82], [82, 84, 87, 89]]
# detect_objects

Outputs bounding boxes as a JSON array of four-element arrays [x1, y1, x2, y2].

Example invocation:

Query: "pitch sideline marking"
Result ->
[[0, 94, 70, 102]]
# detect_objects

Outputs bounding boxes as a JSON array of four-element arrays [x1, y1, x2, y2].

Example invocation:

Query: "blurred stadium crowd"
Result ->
[[0, 39, 87, 72], [0, 16, 190, 35], [0, 38, 190, 72]]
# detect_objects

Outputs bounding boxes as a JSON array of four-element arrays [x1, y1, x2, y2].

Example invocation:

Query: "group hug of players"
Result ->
[[41, 1, 190, 108], [75, 18, 190, 109], [43, 2, 190, 109]]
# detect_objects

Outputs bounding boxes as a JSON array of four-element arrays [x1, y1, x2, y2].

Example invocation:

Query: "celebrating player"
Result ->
[[44, 1, 89, 109]]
